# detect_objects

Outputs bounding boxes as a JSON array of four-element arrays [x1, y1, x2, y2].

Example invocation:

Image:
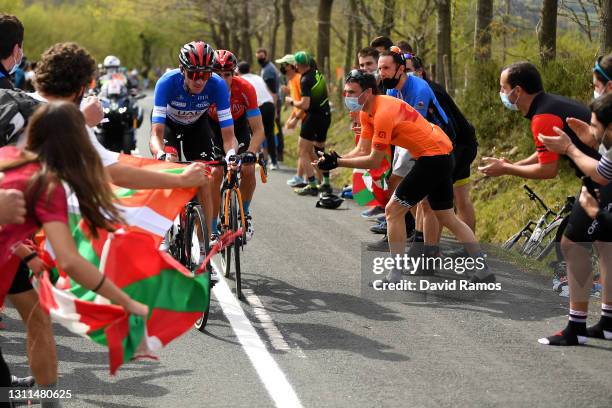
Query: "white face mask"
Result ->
[[8, 46, 23, 75], [594, 90, 602, 99]]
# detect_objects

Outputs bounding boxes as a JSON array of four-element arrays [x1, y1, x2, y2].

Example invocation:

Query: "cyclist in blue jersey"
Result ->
[[149, 41, 239, 238]]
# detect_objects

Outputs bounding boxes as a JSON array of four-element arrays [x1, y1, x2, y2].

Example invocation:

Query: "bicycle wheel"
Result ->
[[184, 204, 209, 272], [184, 204, 211, 332], [230, 190, 242, 299], [533, 218, 564, 261], [221, 189, 232, 278]]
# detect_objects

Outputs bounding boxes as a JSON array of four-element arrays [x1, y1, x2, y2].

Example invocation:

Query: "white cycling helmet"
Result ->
[[103, 55, 121, 68]]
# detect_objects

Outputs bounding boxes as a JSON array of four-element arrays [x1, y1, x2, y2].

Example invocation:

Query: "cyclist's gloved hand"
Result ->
[[225, 148, 237, 164], [157, 146, 178, 162], [316, 151, 340, 171], [241, 151, 257, 164]]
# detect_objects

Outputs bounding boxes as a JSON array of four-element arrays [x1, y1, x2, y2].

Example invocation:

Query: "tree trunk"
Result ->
[[240, 0, 252, 65], [345, 4, 355, 74], [602, 0, 612, 54], [474, 0, 493, 61], [538, 0, 557, 64], [436, 0, 452, 92], [139, 32, 152, 72], [269, 0, 281, 61], [502, 0, 510, 64], [353, 0, 362, 66], [381, 0, 395, 37], [282, 0, 294, 55], [317, 0, 334, 78]]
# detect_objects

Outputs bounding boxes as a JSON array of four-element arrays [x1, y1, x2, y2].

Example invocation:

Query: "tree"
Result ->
[[345, 1, 356, 73], [602, 0, 612, 54], [538, 0, 558, 64], [282, 0, 294, 55], [240, 0, 253, 64], [381, 0, 396, 37], [436, 0, 453, 92], [474, 0, 493, 61], [269, 0, 281, 60], [317, 0, 334, 78]]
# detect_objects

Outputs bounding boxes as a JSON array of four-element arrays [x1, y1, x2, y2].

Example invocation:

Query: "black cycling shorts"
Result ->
[[8, 262, 33, 295], [163, 115, 216, 161], [393, 154, 455, 211], [564, 181, 612, 243], [300, 111, 331, 143], [452, 143, 477, 185], [210, 114, 251, 155]]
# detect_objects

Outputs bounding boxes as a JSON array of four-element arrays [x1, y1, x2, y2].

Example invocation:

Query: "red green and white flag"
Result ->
[[39, 155, 208, 374], [352, 156, 392, 207], [38, 230, 209, 375]]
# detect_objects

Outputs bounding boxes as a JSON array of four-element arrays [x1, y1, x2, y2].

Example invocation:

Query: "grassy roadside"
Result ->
[[279, 108, 581, 246]]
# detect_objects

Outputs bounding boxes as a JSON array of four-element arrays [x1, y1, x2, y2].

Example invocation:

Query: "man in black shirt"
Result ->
[[285, 51, 332, 195], [409, 55, 478, 234]]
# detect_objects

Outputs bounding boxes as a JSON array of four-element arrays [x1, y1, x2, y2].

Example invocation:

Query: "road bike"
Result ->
[[503, 184, 575, 261], [217, 152, 267, 300]]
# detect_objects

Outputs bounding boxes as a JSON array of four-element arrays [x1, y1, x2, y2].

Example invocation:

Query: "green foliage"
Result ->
[[3, 0, 204, 72], [456, 33, 598, 242]]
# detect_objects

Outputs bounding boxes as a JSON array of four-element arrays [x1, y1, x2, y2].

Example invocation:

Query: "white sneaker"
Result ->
[[269, 163, 279, 170], [245, 216, 254, 241]]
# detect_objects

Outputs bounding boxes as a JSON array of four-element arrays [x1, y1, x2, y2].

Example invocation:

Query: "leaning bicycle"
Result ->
[[503, 184, 574, 261]]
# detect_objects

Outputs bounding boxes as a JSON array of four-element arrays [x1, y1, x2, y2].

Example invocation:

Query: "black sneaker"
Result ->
[[295, 184, 319, 196], [444, 246, 469, 259], [538, 328, 587, 346], [318, 184, 333, 194], [366, 235, 389, 251], [369, 220, 387, 234], [586, 319, 612, 340], [468, 272, 496, 284]]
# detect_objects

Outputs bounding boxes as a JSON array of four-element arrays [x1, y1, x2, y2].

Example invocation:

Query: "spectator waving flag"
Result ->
[[39, 155, 209, 374], [38, 230, 209, 375]]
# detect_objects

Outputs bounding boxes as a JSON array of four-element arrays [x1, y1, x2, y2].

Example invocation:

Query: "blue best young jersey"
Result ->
[[386, 75, 449, 127], [152, 69, 233, 127]]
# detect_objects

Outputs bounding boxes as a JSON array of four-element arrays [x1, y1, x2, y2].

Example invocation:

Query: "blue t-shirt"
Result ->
[[386, 75, 448, 127], [152, 69, 233, 127], [260, 62, 280, 94]]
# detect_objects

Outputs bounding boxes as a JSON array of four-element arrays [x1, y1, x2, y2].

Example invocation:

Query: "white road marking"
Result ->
[[243, 288, 291, 352], [211, 258, 303, 408]]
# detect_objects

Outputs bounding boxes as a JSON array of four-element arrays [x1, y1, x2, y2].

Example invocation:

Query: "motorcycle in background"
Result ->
[[95, 77, 145, 154]]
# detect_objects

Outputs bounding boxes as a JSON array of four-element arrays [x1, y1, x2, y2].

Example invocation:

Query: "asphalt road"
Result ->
[[2, 93, 611, 408]]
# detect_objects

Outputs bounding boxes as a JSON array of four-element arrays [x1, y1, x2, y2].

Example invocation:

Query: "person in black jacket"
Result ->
[[408, 55, 478, 236], [0, 14, 24, 90]]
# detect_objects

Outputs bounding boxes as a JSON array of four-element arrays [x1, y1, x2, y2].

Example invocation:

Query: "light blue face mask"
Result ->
[[9, 46, 23, 75], [344, 91, 365, 112], [499, 88, 519, 111]]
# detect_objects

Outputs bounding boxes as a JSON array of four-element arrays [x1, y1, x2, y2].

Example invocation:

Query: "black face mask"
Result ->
[[74, 90, 86, 106], [280, 65, 287, 75], [257, 58, 267, 66], [381, 66, 401, 89]]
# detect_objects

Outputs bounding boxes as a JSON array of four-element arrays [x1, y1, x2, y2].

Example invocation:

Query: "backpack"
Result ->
[[0, 89, 41, 147]]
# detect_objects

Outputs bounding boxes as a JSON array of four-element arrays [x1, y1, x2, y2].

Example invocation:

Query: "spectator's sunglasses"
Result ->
[[183, 68, 212, 81], [594, 56, 611, 83]]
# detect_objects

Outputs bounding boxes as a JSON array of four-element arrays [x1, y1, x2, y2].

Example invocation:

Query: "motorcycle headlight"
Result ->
[[103, 108, 110, 114], [118, 107, 127, 114]]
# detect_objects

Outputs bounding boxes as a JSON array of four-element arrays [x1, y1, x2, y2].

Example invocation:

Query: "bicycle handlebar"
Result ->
[[523, 184, 550, 212]]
